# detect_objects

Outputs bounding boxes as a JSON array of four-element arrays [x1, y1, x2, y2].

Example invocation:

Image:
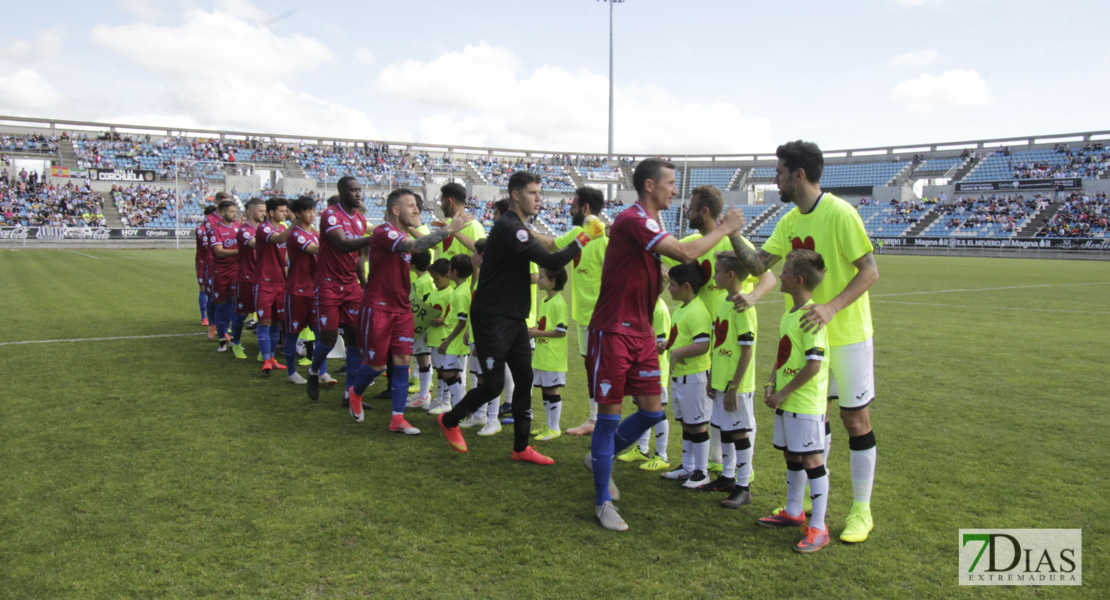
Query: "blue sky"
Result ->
[[0, 0, 1106, 154]]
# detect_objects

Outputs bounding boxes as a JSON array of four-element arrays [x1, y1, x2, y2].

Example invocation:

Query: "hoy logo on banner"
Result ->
[[960, 529, 1081, 586]]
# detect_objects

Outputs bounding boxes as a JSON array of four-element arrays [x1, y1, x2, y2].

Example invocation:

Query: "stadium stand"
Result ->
[[1, 133, 60, 157], [964, 144, 1110, 182], [920, 194, 1050, 238], [0, 172, 105, 227], [470, 158, 575, 192], [1034, 192, 1110, 238], [682, 167, 738, 194]]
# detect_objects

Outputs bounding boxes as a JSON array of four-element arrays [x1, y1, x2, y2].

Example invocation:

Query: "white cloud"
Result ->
[[89, 2, 380, 138], [117, 0, 161, 19], [91, 6, 332, 79], [0, 27, 64, 63], [887, 49, 938, 69], [380, 42, 773, 154], [355, 48, 374, 65], [891, 69, 992, 112], [0, 69, 65, 112]]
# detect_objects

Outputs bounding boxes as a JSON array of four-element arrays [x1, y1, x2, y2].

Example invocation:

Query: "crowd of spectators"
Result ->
[[471, 157, 575, 191], [936, 194, 1048, 233], [0, 169, 105, 228], [1, 132, 60, 156], [111, 184, 175, 227], [1034, 192, 1109, 237], [1004, 143, 1110, 179]]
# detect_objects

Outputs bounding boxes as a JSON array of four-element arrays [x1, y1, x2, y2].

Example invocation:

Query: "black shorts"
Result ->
[[471, 311, 531, 372]]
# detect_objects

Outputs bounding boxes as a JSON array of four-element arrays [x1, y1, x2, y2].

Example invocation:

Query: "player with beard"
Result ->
[[229, 198, 264, 360], [347, 188, 473, 434], [663, 186, 777, 475], [307, 177, 370, 402], [730, 140, 880, 544]]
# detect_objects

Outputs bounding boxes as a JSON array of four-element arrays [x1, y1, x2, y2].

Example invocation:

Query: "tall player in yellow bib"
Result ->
[[731, 140, 880, 544]]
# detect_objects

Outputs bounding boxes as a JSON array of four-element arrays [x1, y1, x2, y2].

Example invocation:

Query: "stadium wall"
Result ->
[[225, 174, 260, 195]]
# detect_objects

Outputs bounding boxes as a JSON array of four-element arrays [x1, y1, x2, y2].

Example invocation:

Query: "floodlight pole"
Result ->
[[606, 0, 623, 203]]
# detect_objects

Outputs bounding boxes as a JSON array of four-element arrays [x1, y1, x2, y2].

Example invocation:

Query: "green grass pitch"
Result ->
[[0, 249, 1106, 599]]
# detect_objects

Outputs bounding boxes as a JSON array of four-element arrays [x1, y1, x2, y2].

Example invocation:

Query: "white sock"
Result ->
[[546, 397, 562, 430], [721, 432, 737, 479], [654, 420, 669, 462], [808, 467, 830, 530], [692, 437, 710, 473], [418, 368, 432, 397], [436, 377, 446, 404], [785, 466, 806, 516], [636, 429, 650, 454], [709, 426, 723, 464], [588, 397, 598, 421], [448, 377, 464, 406], [681, 437, 693, 471], [851, 445, 877, 503], [486, 399, 498, 420], [735, 436, 753, 487]]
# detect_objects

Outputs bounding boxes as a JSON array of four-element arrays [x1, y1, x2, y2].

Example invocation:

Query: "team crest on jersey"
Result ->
[[387, 230, 399, 240], [328, 215, 338, 226], [599, 381, 612, 398], [297, 235, 305, 244], [293, 321, 299, 329], [516, 229, 529, 243], [645, 219, 661, 233], [321, 316, 328, 326]]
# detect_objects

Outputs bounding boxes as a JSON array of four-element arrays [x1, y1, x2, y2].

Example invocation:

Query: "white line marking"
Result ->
[[872, 300, 1106, 314], [871, 281, 1110, 298], [70, 251, 99, 259], [0, 332, 206, 347]]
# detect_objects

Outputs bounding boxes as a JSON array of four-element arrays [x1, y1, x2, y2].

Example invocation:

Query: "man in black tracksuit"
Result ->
[[438, 171, 597, 464]]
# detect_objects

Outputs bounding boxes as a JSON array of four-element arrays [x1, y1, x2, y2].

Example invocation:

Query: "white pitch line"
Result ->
[[0, 332, 206, 347], [871, 281, 1110, 298], [70, 251, 99, 260], [871, 300, 1107, 314]]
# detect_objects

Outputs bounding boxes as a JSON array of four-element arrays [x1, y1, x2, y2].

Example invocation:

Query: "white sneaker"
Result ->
[[582, 451, 620, 501], [661, 467, 692, 481], [428, 401, 451, 415], [477, 421, 502, 436], [459, 414, 487, 428], [681, 470, 710, 489], [319, 373, 338, 387], [287, 372, 308, 385], [406, 394, 430, 409], [596, 501, 628, 531]]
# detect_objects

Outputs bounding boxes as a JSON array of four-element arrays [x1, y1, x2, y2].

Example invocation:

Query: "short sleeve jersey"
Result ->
[[236, 222, 258, 284], [315, 204, 366, 288], [437, 217, 485, 260], [667, 296, 712, 377], [203, 211, 220, 265], [444, 284, 471, 356], [285, 226, 318, 298], [590, 203, 672, 336], [555, 226, 609, 324], [775, 302, 830, 415], [652, 297, 671, 387], [763, 193, 874, 346], [532, 294, 569, 373], [662, 232, 760, 321], [254, 221, 288, 287], [411, 272, 434, 337], [425, 286, 452, 347], [209, 221, 240, 275], [362, 222, 412, 313], [710, 294, 757, 393]]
